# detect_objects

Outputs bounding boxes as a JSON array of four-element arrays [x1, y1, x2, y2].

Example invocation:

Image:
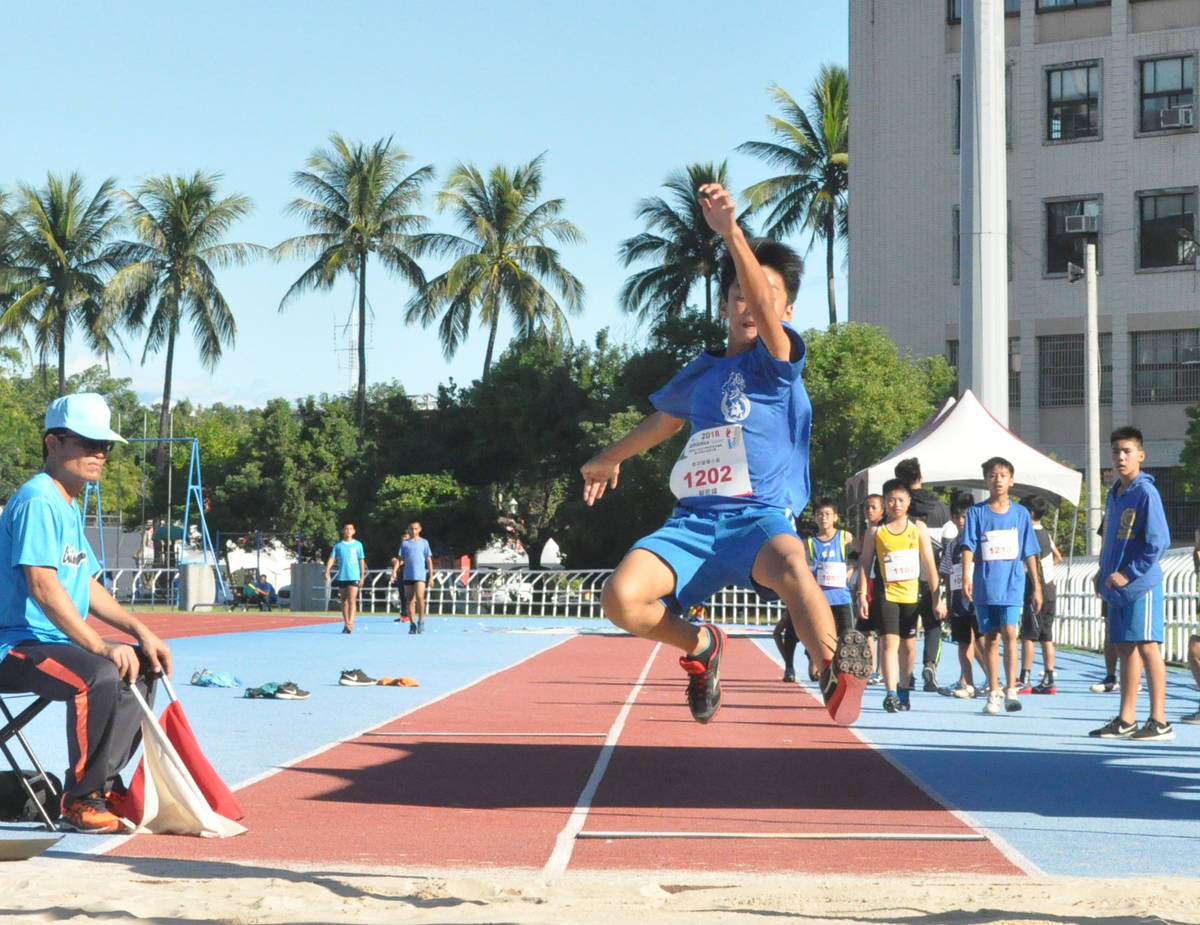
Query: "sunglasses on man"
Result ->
[[59, 432, 115, 455]]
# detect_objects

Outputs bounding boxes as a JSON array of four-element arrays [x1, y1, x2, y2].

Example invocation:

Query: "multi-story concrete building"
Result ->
[[849, 0, 1199, 536]]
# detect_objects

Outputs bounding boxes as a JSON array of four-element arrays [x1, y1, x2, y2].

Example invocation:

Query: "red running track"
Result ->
[[107, 634, 1022, 875], [104, 611, 340, 642]]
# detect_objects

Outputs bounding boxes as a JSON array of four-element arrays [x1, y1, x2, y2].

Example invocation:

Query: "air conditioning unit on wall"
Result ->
[[1160, 106, 1195, 129], [1064, 214, 1099, 234]]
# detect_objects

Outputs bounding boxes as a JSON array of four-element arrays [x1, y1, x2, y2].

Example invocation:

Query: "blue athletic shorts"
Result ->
[[632, 506, 798, 615], [975, 603, 1022, 636], [1107, 586, 1164, 644]]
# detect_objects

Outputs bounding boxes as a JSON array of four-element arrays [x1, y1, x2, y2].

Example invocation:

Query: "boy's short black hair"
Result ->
[[866, 493, 883, 504], [981, 456, 1014, 478], [950, 492, 974, 518], [718, 238, 803, 305], [813, 497, 838, 512], [1025, 494, 1049, 520], [894, 457, 922, 486], [881, 478, 910, 498], [1110, 426, 1144, 448]]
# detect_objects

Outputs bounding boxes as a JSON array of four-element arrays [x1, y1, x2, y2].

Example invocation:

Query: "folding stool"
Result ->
[[0, 692, 60, 831]]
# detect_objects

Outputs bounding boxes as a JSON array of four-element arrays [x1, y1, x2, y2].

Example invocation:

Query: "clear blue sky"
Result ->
[[5, 0, 848, 409]]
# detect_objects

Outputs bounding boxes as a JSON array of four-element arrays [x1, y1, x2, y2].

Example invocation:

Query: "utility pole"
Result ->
[[1068, 228, 1102, 556], [959, 0, 1009, 422]]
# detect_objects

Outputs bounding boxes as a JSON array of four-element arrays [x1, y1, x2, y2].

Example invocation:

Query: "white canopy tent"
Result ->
[[845, 390, 1082, 505]]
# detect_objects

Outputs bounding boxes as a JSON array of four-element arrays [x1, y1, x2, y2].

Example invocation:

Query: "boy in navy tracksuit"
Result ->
[[1089, 426, 1172, 741]]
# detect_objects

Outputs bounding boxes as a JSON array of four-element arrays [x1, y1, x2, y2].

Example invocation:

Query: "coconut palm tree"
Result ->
[[737, 67, 849, 326], [407, 154, 584, 380], [107, 171, 263, 470], [273, 133, 433, 427], [0, 173, 123, 394], [617, 162, 748, 324]]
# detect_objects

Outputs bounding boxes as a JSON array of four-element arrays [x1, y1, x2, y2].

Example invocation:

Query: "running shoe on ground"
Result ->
[[952, 683, 977, 699], [1089, 677, 1118, 693], [1130, 719, 1175, 741], [1005, 687, 1022, 712], [417, 621, 425, 634], [274, 682, 311, 700], [982, 689, 1003, 715], [341, 627, 351, 634], [1180, 708, 1200, 725], [896, 688, 911, 711], [679, 622, 725, 724], [1032, 676, 1057, 694], [882, 693, 901, 713], [408, 623, 417, 635], [60, 793, 126, 834], [782, 667, 796, 683], [821, 629, 872, 726], [1015, 672, 1030, 690], [922, 664, 938, 692], [1018, 682, 1034, 695], [339, 668, 376, 686], [867, 672, 883, 686], [1089, 716, 1137, 738]]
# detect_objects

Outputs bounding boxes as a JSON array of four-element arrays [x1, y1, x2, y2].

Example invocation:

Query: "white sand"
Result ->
[[3, 859, 1200, 924]]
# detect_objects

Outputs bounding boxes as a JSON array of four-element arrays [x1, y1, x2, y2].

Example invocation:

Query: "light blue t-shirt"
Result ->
[[330, 539, 365, 582], [398, 537, 432, 581], [649, 324, 812, 516], [0, 472, 100, 660], [960, 501, 1040, 606]]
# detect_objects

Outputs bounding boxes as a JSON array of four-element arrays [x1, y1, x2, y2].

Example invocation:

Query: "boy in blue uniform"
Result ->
[[960, 457, 1042, 715], [325, 523, 366, 634], [580, 182, 870, 726], [391, 521, 433, 634], [1089, 427, 1173, 741]]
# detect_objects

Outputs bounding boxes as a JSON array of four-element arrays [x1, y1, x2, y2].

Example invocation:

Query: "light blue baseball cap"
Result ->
[[44, 393, 127, 443]]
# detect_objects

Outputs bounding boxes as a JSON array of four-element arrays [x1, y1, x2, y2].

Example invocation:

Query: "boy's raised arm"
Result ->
[[581, 410, 685, 506], [698, 183, 792, 361]]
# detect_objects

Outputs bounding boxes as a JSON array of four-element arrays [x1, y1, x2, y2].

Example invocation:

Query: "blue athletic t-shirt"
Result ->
[[806, 530, 854, 606], [0, 472, 100, 660], [649, 324, 812, 516], [330, 539, 365, 582], [960, 501, 1040, 606], [398, 538, 432, 581]]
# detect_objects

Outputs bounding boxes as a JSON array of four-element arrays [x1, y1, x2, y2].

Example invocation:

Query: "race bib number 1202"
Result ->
[[669, 425, 752, 500]]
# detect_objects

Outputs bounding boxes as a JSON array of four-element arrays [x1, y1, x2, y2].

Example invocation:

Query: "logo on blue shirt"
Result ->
[[61, 546, 88, 568]]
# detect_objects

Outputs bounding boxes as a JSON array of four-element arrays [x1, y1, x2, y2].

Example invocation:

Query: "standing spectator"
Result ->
[[939, 493, 985, 698], [805, 499, 858, 636], [1018, 495, 1062, 693], [391, 521, 433, 635], [856, 479, 944, 712], [390, 527, 413, 623], [1089, 427, 1173, 741], [960, 457, 1042, 716], [0, 393, 172, 833], [326, 523, 365, 634], [859, 493, 884, 684], [894, 458, 950, 691]]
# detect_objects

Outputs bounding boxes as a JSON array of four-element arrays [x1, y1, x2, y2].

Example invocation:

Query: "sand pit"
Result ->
[[3, 858, 1200, 924]]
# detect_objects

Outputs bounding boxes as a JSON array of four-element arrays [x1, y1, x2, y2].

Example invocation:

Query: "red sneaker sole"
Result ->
[[826, 672, 867, 726]]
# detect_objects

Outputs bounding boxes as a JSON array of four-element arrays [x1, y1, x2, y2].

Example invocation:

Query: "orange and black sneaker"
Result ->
[[61, 792, 126, 834], [679, 622, 725, 724], [820, 629, 872, 726]]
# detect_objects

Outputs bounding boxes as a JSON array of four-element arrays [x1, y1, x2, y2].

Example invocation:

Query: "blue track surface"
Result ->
[[4, 617, 1199, 874]]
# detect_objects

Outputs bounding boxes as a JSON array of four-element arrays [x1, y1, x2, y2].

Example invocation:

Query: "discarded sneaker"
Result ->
[[274, 682, 310, 700], [339, 668, 377, 686], [679, 623, 725, 724], [377, 677, 420, 687], [821, 629, 872, 726]]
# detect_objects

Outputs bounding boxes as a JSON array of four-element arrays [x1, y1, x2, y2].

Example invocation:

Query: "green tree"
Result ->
[[274, 134, 433, 427], [802, 323, 955, 505], [107, 171, 263, 471], [1178, 404, 1200, 499], [617, 162, 749, 324], [408, 154, 585, 380], [363, 471, 492, 565], [0, 172, 123, 394], [738, 69, 849, 327]]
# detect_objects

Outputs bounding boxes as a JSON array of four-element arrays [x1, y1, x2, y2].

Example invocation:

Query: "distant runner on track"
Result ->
[[580, 181, 870, 727]]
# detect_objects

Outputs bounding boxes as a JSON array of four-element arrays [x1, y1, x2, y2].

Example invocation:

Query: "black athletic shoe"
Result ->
[[922, 664, 938, 692], [1089, 716, 1136, 738], [883, 693, 901, 713], [679, 623, 725, 724], [821, 629, 872, 725], [275, 682, 311, 700], [339, 668, 376, 686]]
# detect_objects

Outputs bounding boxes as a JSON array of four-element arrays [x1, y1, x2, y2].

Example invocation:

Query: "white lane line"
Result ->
[[542, 642, 662, 879], [577, 831, 988, 841]]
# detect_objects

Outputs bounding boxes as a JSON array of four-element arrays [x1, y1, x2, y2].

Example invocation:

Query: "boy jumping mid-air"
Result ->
[[580, 182, 870, 726]]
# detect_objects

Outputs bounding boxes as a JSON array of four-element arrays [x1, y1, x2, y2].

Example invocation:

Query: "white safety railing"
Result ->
[[1053, 545, 1198, 665]]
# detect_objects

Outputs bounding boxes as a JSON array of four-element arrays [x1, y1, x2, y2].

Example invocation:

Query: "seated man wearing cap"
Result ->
[[0, 392, 172, 833]]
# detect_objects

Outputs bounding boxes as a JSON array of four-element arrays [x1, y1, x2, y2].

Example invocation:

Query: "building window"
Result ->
[[1132, 329, 1200, 403], [1037, 333, 1112, 407], [1138, 190, 1197, 269], [1036, 0, 1108, 9], [948, 0, 1021, 21], [945, 337, 1020, 406], [952, 206, 960, 284], [1047, 64, 1100, 141], [953, 67, 1014, 152], [1045, 199, 1100, 275], [1139, 56, 1195, 133]]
